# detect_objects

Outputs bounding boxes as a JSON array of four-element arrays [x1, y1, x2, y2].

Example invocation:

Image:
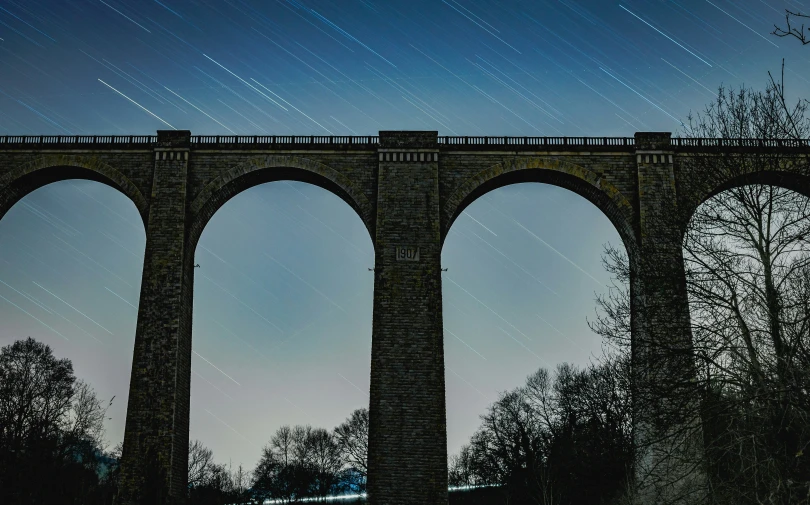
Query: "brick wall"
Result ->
[[116, 133, 193, 504], [633, 133, 707, 504], [367, 131, 447, 504], [4, 131, 806, 504]]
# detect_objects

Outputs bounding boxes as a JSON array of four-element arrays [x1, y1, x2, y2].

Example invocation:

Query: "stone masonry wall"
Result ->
[[367, 131, 448, 505], [4, 131, 808, 504], [187, 151, 379, 218], [116, 133, 193, 505], [632, 133, 707, 504], [0, 151, 154, 222], [439, 152, 639, 211]]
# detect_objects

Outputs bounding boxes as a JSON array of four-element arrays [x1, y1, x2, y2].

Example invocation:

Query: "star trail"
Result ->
[[1, 0, 808, 470]]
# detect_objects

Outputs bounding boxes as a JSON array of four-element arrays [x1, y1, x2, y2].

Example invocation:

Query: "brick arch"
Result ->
[[0, 154, 149, 225], [442, 156, 639, 257], [680, 168, 810, 233], [188, 155, 375, 251]]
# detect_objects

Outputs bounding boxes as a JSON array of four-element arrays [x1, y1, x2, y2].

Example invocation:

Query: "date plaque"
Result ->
[[396, 246, 420, 261]]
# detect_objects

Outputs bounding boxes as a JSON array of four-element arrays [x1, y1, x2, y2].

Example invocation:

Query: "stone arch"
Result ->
[[680, 168, 810, 233], [442, 156, 640, 260], [0, 154, 149, 226], [188, 155, 375, 252]]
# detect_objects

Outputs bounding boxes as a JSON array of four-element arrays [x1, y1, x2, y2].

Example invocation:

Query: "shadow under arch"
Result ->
[[188, 155, 375, 252], [441, 156, 640, 263], [0, 154, 149, 226]]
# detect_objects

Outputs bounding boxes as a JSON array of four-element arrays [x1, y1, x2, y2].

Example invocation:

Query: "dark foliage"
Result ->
[[0, 337, 118, 505], [448, 355, 634, 505]]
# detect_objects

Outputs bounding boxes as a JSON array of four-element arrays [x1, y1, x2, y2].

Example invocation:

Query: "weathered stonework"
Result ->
[[2, 131, 809, 505], [633, 132, 707, 504], [368, 131, 446, 504], [117, 131, 193, 504]]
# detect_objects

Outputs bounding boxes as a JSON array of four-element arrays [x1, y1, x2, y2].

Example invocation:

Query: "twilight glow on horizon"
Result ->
[[1, 0, 808, 469]]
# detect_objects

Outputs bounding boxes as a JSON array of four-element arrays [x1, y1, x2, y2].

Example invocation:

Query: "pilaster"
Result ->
[[367, 131, 448, 505], [116, 131, 194, 505], [632, 132, 707, 504]]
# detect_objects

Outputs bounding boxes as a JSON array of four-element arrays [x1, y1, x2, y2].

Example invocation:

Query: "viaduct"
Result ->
[[1, 130, 809, 504]]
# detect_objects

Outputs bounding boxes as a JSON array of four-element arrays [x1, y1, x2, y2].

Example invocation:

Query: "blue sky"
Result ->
[[1, 0, 809, 469]]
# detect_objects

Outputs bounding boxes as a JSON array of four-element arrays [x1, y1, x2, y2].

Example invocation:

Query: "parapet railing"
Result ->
[[670, 138, 810, 147], [438, 136, 634, 146], [0, 135, 157, 144], [1, 135, 809, 149], [191, 135, 379, 144]]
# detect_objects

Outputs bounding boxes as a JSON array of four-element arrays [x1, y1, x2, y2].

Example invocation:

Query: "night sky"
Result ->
[[1, 0, 808, 471]]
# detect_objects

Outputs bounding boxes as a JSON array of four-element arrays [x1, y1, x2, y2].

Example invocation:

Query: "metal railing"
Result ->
[[437, 136, 634, 146], [670, 137, 810, 147], [190, 135, 379, 145], [2, 135, 809, 149], [0, 135, 157, 145]]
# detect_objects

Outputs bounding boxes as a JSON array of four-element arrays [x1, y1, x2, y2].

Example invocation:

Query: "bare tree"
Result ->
[[0, 338, 119, 504], [334, 408, 368, 483], [271, 424, 294, 468], [677, 70, 810, 504], [253, 424, 325, 503], [64, 380, 111, 450], [1, 337, 75, 504], [773, 10, 810, 45], [250, 413, 370, 500], [305, 428, 343, 498], [0, 337, 75, 449], [229, 463, 250, 497], [590, 71, 810, 499], [588, 244, 632, 349], [595, 230, 810, 504], [291, 424, 313, 464], [188, 439, 215, 489], [251, 443, 281, 502], [187, 444, 255, 504], [447, 357, 633, 505], [448, 445, 474, 487]]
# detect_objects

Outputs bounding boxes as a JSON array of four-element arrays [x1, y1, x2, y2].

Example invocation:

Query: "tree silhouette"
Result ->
[[588, 72, 810, 501], [188, 439, 216, 489], [773, 10, 810, 45], [334, 408, 369, 492], [0, 337, 116, 505], [448, 356, 634, 505]]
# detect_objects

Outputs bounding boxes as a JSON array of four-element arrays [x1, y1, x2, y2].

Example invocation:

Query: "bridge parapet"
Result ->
[[157, 129, 190, 148], [6, 129, 810, 505], [3, 133, 810, 152]]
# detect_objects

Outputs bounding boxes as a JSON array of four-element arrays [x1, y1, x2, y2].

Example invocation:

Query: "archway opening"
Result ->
[[441, 179, 634, 504], [682, 177, 810, 504], [188, 178, 374, 501], [0, 178, 145, 502]]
